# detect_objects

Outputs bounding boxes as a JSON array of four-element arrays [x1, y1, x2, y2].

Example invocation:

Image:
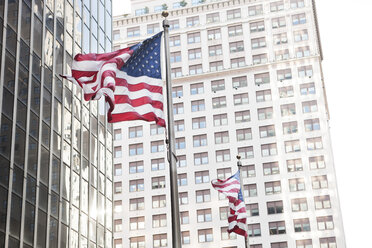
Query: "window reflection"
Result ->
[[44, 31, 54, 67]]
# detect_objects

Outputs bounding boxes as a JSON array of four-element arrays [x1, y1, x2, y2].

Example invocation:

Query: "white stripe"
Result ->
[[228, 222, 248, 232], [71, 53, 131, 71], [79, 75, 96, 83], [116, 72, 163, 87], [112, 103, 164, 118], [115, 88, 164, 102]]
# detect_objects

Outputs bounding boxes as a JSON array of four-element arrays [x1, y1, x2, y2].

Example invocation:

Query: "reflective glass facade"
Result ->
[[0, 0, 113, 247]]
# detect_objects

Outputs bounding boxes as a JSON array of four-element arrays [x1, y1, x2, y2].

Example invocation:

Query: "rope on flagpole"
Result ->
[[237, 155, 250, 248]]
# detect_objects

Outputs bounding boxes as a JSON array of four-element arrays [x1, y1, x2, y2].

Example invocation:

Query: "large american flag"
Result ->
[[63, 32, 165, 127], [211, 171, 248, 237]]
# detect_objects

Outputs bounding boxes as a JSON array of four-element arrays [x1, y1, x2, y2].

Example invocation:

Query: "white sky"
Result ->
[[112, 0, 372, 246]]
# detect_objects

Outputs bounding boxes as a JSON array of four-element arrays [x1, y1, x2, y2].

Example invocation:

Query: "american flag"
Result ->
[[62, 32, 165, 127], [211, 171, 248, 237]]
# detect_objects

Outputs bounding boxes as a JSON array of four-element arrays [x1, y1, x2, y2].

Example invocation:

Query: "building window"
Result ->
[[130, 197, 144, 211], [171, 67, 182, 79], [130, 216, 145, 230], [151, 158, 165, 171], [291, 198, 308, 212], [216, 149, 230, 162], [195, 171, 210, 184], [192, 117, 206, 129], [235, 110, 250, 123], [188, 48, 202, 60], [227, 8, 241, 19], [229, 41, 244, 53], [213, 113, 228, 126], [302, 100, 318, 113], [294, 29, 308, 42], [273, 33, 288, 45], [261, 143, 277, 156], [289, 178, 305, 192], [191, 99, 205, 112], [309, 156, 325, 170], [189, 64, 202, 75], [187, 32, 201, 44], [282, 121, 297, 135], [150, 124, 165, 136], [312, 175, 328, 189], [281, 103, 296, 117], [241, 165, 256, 178], [129, 143, 143, 156], [300, 83, 315, 95], [275, 49, 290, 60], [292, 13, 306, 25], [253, 53, 267, 65], [181, 231, 190, 245], [265, 181, 281, 195], [176, 155, 186, 168], [246, 203, 259, 217], [207, 28, 221, 40], [231, 57, 245, 68], [320, 237, 336, 248], [207, 12, 219, 23], [114, 182, 122, 194], [269, 221, 286, 235], [296, 46, 310, 57], [259, 125, 276, 138], [114, 164, 122, 176], [153, 214, 167, 228], [147, 23, 160, 34], [180, 211, 189, 224], [270, 1, 284, 12], [256, 89, 271, 102], [263, 162, 280, 175], [129, 126, 143, 138], [248, 4, 263, 16], [193, 134, 207, 147], [173, 103, 184, 115], [248, 224, 261, 237], [271, 242, 288, 248], [175, 137, 186, 149], [113, 30, 120, 41], [236, 128, 252, 141], [239, 146, 254, 159], [130, 237, 145, 248], [190, 82, 204, 95], [210, 61, 223, 72], [244, 184, 257, 197], [212, 96, 226, 109], [254, 72, 270, 85], [232, 76, 247, 88], [129, 179, 144, 192], [291, 0, 305, 8], [228, 25, 243, 37], [217, 168, 232, 180], [198, 228, 213, 243], [194, 152, 208, 165], [251, 37, 266, 49], [127, 26, 140, 37], [304, 118, 320, 132], [197, 208, 212, 223], [170, 35, 181, 47], [114, 201, 122, 213], [294, 218, 311, 232], [296, 239, 312, 248], [135, 7, 148, 16], [187, 16, 199, 27], [174, 120, 185, 132], [267, 200, 283, 214], [287, 158, 303, 172], [129, 161, 144, 174], [220, 206, 229, 220], [152, 195, 166, 208], [179, 192, 188, 205], [153, 234, 167, 248], [114, 129, 122, 140], [209, 45, 223, 57], [307, 137, 323, 150], [252, 245, 263, 248], [258, 107, 273, 120], [277, 68, 292, 81], [196, 189, 210, 203], [169, 19, 180, 30], [177, 173, 187, 186], [170, 51, 181, 63], [279, 86, 294, 98], [221, 226, 237, 240], [272, 16, 286, 28], [317, 216, 334, 230], [215, 131, 229, 144], [114, 146, 122, 158], [151, 140, 165, 153], [298, 65, 313, 77], [211, 79, 225, 92], [250, 21, 264, 33], [152, 176, 166, 189]]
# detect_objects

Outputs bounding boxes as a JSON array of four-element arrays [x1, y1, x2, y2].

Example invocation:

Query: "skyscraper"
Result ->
[[112, 0, 346, 247], [0, 0, 113, 247]]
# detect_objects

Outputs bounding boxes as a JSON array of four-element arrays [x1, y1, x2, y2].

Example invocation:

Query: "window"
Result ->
[[153, 234, 167, 248], [303, 119, 320, 132], [130, 179, 144, 192], [253, 54, 268, 65], [130, 216, 145, 230], [294, 218, 310, 232], [227, 8, 241, 19], [279, 86, 294, 98], [272, 17, 286, 28], [210, 61, 223, 72], [153, 214, 167, 228], [307, 137, 323, 150], [114, 129, 122, 140], [207, 28, 221, 40], [317, 216, 334, 230], [173, 103, 184, 115], [216, 149, 230, 162], [267, 201, 283, 214], [248, 4, 263, 16], [198, 228, 213, 243], [300, 82, 315, 95], [114, 164, 122, 176], [236, 128, 252, 141], [187, 16, 199, 27], [173, 2, 181, 8], [181, 231, 190, 245], [214, 113, 228, 126], [129, 161, 144, 174], [275, 49, 290, 60], [312, 175, 328, 189], [256, 90, 271, 102], [195, 171, 209, 184], [211, 79, 225, 92], [261, 143, 277, 157], [320, 237, 336, 248], [171, 67, 182, 78], [152, 195, 166, 208], [296, 240, 312, 248], [238, 146, 254, 159], [192, 117, 206, 130], [209, 45, 223, 57], [252, 245, 263, 248], [221, 226, 237, 240], [281, 103, 296, 116], [244, 184, 257, 197], [217, 168, 232, 180], [154, 5, 165, 12], [228, 24, 243, 37], [294, 29, 308, 42], [169, 20, 180, 30], [135, 7, 148, 16], [190, 82, 204, 95], [231, 57, 245, 68], [246, 203, 259, 216], [260, 125, 275, 138], [287, 158, 303, 172], [215, 131, 229, 144], [194, 152, 208, 165], [191, 99, 205, 112], [152, 176, 166, 189], [269, 221, 286, 235], [271, 242, 288, 248], [127, 26, 140, 37], [174, 120, 185, 132], [298, 65, 313, 77], [170, 51, 181, 63], [309, 156, 325, 170], [151, 158, 165, 171], [114, 182, 122, 194], [187, 32, 201, 44], [176, 137, 186, 149], [251, 37, 266, 49], [250, 21, 264, 33], [176, 155, 186, 168], [282, 121, 298, 135], [193, 134, 207, 147], [265, 181, 281, 195], [129, 143, 143, 156], [289, 178, 305, 192], [263, 162, 279, 175], [207, 12, 219, 23], [151, 124, 165, 135], [147, 23, 160, 34], [232, 76, 247, 88], [113, 30, 120, 41], [212, 96, 226, 109], [196, 189, 210, 203], [197, 208, 212, 222], [273, 33, 288, 45], [114, 146, 122, 158], [292, 13, 306, 25], [170, 35, 181, 47], [189, 64, 202, 75], [220, 206, 229, 220], [277, 69, 292, 81], [129, 126, 143, 138], [271, 1, 284, 12], [179, 192, 188, 205], [180, 211, 189, 224], [235, 110, 250, 123], [254, 72, 270, 85], [114, 201, 122, 213], [291, 0, 305, 8], [296, 46, 310, 57], [241, 165, 256, 178], [258, 107, 273, 120], [177, 173, 187, 186], [130, 237, 145, 248], [188, 48, 202, 60], [248, 224, 261, 237], [291, 198, 308, 212], [130, 197, 144, 211], [151, 140, 164, 153]]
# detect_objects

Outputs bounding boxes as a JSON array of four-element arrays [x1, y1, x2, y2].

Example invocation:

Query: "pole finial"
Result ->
[[162, 11, 169, 18], [236, 155, 242, 168]]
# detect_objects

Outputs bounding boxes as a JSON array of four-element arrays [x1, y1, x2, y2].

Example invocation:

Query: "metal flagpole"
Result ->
[[236, 155, 250, 248], [162, 11, 182, 248]]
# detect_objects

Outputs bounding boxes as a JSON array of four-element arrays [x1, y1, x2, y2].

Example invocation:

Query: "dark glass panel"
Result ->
[[64, 88, 72, 110], [52, 131, 61, 157], [0, 232, 4, 247], [51, 156, 60, 192], [0, 155, 10, 187], [49, 217, 58, 247], [9, 193, 22, 238], [43, 66, 52, 91], [32, 53, 41, 81], [16, 101, 27, 129], [55, 41, 63, 76], [0, 186, 8, 232], [6, 25, 17, 56], [21, 1, 31, 43], [14, 126, 26, 167], [53, 98, 62, 133], [8, 235, 19, 248], [60, 223, 68, 248], [54, 77, 63, 100], [50, 192, 59, 217], [45, 7, 54, 32], [34, 0, 43, 18], [2, 87, 14, 118], [12, 165, 24, 195], [29, 111, 39, 138], [23, 202, 35, 245], [56, 20, 64, 43], [38, 184, 48, 211], [7, 0, 18, 30], [4, 51, 16, 93], [0, 115, 12, 159], [39, 147, 49, 185], [36, 209, 47, 248], [18, 63, 29, 103], [30, 79, 41, 114], [41, 122, 50, 147], [43, 88, 51, 124], [27, 138, 38, 177], [33, 16, 42, 56], [26, 175, 36, 204]]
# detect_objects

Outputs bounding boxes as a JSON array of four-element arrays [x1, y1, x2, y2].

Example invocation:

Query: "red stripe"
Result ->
[[109, 112, 165, 127], [74, 47, 133, 61], [116, 78, 163, 93], [101, 70, 116, 89], [228, 227, 247, 237], [114, 96, 163, 109], [212, 181, 240, 189]]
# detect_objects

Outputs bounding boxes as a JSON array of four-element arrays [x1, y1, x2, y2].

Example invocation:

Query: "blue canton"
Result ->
[[121, 32, 163, 79]]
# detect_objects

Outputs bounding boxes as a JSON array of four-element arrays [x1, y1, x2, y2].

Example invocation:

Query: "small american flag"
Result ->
[[63, 32, 165, 126], [211, 171, 248, 237]]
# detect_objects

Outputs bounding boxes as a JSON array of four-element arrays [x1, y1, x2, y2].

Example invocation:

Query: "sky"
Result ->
[[112, 0, 372, 246]]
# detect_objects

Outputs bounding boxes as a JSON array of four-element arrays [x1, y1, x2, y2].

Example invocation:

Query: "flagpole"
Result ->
[[162, 11, 182, 248], [237, 155, 250, 248]]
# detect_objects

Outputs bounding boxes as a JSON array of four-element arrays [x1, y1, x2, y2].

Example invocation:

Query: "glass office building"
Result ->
[[0, 0, 113, 247]]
